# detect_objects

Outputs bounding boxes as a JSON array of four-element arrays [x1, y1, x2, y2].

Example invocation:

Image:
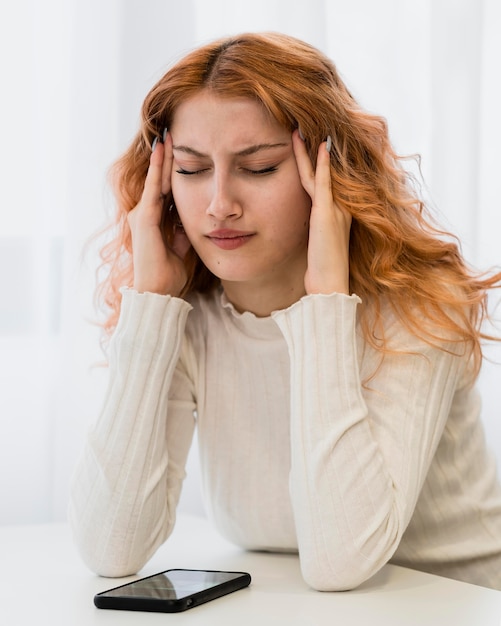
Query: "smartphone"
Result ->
[[94, 568, 251, 613]]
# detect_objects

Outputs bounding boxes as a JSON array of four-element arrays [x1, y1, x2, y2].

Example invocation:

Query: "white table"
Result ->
[[1, 513, 501, 625]]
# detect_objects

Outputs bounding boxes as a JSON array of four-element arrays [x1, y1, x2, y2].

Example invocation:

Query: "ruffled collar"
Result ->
[[218, 289, 283, 340]]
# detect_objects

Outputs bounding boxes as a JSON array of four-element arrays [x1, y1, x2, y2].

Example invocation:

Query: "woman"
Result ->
[[69, 32, 501, 591]]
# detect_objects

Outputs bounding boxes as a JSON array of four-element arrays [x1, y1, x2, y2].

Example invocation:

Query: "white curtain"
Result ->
[[1, 0, 499, 524]]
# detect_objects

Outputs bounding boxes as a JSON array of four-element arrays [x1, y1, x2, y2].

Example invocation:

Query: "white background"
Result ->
[[0, 0, 500, 524]]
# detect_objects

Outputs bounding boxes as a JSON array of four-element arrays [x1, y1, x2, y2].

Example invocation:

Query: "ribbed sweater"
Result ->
[[69, 288, 501, 590]]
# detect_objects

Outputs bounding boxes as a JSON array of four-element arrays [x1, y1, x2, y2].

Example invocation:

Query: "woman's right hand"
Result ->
[[127, 131, 191, 296]]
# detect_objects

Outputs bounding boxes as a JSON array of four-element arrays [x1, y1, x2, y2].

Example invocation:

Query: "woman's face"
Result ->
[[170, 91, 311, 294]]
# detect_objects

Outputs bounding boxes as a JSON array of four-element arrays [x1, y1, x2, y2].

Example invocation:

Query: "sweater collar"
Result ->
[[219, 289, 283, 339]]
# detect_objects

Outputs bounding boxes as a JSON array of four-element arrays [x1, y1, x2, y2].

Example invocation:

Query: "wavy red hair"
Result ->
[[96, 32, 500, 375]]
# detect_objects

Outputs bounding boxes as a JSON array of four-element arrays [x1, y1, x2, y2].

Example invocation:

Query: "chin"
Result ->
[[202, 261, 262, 284], [209, 269, 259, 284]]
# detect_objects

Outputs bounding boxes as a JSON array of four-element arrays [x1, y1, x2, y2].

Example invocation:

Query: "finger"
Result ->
[[161, 129, 173, 196], [311, 139, 352, 232], [313, 138, 333, 208], [292, 130, 315, 198], [142, 138, 165, 206]]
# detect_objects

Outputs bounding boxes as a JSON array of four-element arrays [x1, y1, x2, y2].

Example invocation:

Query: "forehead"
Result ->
[[170, 91, 287, 141]]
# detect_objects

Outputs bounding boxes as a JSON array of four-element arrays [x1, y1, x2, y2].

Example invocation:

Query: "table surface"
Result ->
[[1, 513, 501, 625]]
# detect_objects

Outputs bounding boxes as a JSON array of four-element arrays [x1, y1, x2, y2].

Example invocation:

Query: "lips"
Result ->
[[206, 229, 255, 250]]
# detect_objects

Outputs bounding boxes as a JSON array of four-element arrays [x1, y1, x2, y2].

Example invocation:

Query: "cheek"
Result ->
[[287, 186, 312, 230], [269, 204, 310, 249], [171, 183, 203, 226], [171, 179, 188, 211], [288, 197, 311, 244], [282, 169, 311, 212]]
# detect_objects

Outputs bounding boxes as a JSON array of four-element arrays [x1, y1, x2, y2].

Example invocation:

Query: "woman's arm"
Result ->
[[68, 288, 196, 577], [273, 292, 467, 591]]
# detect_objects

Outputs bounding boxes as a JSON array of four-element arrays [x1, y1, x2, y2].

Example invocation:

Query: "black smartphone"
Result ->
[[94, 568, 251, 613]]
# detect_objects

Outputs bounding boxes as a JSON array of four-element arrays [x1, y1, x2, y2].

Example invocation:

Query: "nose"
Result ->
[[206, 171, 242, 221]]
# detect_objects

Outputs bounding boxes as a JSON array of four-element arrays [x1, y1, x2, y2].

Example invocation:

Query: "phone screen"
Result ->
[[103, 569, 245, 599], [94, 568, 251, 612]]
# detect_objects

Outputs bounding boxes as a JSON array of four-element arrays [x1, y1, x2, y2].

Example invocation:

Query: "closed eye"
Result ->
[[175, 168, 209, 176], [244, 165, 278, 175], [176, 166, 279, 176]]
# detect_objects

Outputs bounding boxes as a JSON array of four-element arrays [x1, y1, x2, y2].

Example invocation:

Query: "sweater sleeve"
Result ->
[[272, 292, 467, 591], [68, 288, 195, 577]]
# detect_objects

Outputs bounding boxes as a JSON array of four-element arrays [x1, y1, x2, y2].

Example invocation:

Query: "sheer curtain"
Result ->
[[1, 0, 499, 524]]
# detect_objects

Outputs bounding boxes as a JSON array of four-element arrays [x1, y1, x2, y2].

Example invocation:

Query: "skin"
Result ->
[[127, 90, 351, 316]]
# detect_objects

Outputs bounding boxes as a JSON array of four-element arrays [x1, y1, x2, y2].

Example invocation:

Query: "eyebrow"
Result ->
[[172, 142, 289, 158]]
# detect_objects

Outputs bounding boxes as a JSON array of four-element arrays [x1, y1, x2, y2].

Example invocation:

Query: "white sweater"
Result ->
[[69, 288, 501, 590]]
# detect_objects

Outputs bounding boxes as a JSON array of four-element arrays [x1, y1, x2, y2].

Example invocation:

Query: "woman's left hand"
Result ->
[[292, 130, 352, 296]]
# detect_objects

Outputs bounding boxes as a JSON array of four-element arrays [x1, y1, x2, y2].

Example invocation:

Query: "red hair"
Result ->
[[96, 32, 500, 375]]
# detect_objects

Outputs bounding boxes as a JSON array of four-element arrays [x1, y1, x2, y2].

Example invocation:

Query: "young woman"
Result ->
[[69, 32, 501, 591]]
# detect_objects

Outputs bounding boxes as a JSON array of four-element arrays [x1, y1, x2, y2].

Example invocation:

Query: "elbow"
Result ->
[[301, 560, 385, 592], [68, 496, 176, 579], [299, 508, 403, 591], [85, 559, 138, 579], [302, 565, 378, 592], [71, 527, 147, 579], [90, 561, 141, 579], [68, 508, 148, 579], [74, 538, 148, 579], [299, 541, 397, 592]]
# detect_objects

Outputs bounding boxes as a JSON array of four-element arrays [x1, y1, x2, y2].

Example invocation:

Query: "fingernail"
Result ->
[[298, 126, 305, 141], [151, 136, 159, 151], [326, 135, 332, 153], [162, 127, 168, 143]]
